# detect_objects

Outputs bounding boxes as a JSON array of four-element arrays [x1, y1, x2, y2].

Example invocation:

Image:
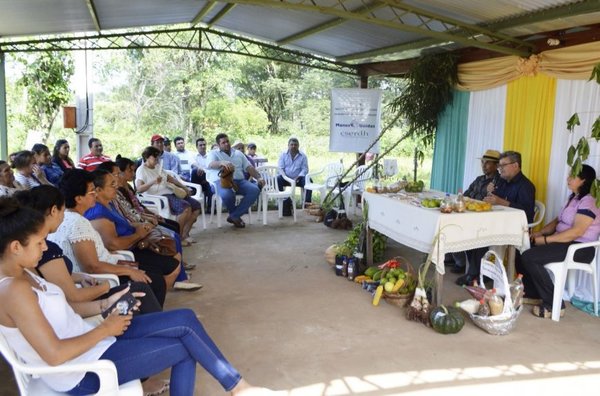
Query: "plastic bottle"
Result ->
[[454, 299, 481, 314], [509, 274, 524, 309], [347, 256, 357, 281], [454, 189, 466, 212], [477, 298, 490, 316], [341, 256, 348, 278], [440, 193, 453, 213], [487, 289, 504, 316]]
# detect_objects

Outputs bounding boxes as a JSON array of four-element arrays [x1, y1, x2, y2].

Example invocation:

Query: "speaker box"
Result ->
[[63, 106, 77, 129]]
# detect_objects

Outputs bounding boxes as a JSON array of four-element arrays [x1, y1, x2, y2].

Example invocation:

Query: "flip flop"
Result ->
[[144, 380, 170, 396]]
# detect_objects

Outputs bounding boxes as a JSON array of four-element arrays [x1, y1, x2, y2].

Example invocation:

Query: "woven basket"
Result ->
[[383, 291, 413, 307], [381, 256, 416, 307]]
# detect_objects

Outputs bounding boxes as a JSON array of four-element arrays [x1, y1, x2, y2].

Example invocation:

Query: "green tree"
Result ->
[[17, 52, 74, 143]]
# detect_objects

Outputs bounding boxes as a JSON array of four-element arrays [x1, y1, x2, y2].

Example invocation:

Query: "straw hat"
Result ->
[[479, 149, 501, 162]]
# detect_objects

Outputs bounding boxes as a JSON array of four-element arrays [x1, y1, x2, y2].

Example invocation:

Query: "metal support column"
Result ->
[[0, 52, 8, 160]]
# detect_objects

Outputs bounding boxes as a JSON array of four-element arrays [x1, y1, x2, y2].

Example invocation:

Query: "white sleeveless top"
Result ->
[[0, 271, 115, 392]]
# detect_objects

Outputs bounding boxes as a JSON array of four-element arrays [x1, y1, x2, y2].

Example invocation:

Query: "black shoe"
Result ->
[[226, 216, 245, 228], [455, 274, 478, 286], [450, 266, 465, 274]]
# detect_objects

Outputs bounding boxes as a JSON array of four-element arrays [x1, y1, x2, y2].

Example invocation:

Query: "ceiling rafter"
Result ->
[[276, 1, 387, 45], [340, 0, 600, 62], [223, 0, 532, 56], [0, 27, 358, 76], [207, 3, 237, 27], [85, 0, 101, 32], [191, 1, 216, 26]]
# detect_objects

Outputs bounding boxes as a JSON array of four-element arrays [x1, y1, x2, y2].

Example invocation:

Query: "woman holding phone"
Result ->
[[0, 196, 278, 395]]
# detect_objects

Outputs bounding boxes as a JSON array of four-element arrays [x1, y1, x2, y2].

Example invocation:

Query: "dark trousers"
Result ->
[[464, 247, 489, 277], [191, 171, 214, 210], [516, 242, 595, 308], [277, 175, 311, 202]]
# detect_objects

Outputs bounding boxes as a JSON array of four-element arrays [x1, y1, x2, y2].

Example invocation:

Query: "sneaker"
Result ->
[[173, 281, 203, 291]]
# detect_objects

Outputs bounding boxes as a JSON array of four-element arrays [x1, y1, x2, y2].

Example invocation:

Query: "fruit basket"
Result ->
[[380, 256, 417, 307]]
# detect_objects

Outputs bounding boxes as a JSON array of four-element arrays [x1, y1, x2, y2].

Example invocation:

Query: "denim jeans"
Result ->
[[67, 309, 242, 396], [215, 179, 260, 219]]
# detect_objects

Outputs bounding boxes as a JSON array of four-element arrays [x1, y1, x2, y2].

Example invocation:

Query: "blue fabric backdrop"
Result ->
[[430, 90, 470, 193]]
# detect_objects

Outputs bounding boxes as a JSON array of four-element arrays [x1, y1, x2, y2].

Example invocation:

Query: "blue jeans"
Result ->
[[215, 179, 260, 220], [67, 309, 241, 396]]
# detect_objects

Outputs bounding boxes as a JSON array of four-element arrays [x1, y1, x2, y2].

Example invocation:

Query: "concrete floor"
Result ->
[[2, 209, 600, 395]]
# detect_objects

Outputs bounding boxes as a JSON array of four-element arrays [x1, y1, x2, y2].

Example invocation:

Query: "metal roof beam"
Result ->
[[191, 1, 216, 26], [0, 27, 358, 76], [223, 0, 532, 57], [277, 1, 387, 45], [85, 0, 101, 32], [342, 0, 600, 62], [207, 4, 237, 27]]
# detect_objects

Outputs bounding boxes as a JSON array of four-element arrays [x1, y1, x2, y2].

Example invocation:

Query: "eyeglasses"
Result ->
[[498, 161, 516, 170], [86, 190, 97, 196]]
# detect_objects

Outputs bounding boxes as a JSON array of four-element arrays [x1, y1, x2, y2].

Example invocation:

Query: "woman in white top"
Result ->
[[136, 146, 201, 245], [0, 197, 276, 395], [12, 150, 52, 189]]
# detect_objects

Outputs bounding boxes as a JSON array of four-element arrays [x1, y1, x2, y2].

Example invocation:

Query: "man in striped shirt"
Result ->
[[78, 138, 111, 171]]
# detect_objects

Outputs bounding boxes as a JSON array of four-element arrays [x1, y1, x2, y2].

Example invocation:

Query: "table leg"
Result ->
[[435, 271, 443, 306], [366, 226, 373, 267], [507, 245, 516, 281]]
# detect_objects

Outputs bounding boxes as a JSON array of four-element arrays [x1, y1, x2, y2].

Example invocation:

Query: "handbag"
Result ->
[[137, 228, 177, 256], [218, 168, 238, 191], [166, 182, 188, 199]]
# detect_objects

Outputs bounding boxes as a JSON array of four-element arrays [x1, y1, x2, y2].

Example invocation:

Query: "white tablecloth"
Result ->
[[363, 192, 530, 274]]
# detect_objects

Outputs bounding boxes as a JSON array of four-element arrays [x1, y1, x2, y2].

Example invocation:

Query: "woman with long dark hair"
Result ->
[[518, 164, 600, 318], [0, 196, 278, 396], [52, 139, 75, 172]]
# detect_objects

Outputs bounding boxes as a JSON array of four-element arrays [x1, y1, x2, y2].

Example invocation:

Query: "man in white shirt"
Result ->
[[173, 136, 196, 182], [207, 133, 264, 228], [191, 137, 213, 212]]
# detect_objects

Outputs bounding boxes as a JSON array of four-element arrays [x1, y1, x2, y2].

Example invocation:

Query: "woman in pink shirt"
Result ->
[[517, 164, 600, 319]]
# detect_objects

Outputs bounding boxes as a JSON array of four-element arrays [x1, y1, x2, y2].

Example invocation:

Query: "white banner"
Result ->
[[330, 88, 382, 153]]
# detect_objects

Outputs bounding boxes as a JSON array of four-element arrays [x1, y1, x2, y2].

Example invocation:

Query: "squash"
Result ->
[[324, 245, 337, 266], [429, 305, 464, 334]]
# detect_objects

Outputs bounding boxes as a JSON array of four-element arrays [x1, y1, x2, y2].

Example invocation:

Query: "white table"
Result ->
[[363, 191, 530, 303]]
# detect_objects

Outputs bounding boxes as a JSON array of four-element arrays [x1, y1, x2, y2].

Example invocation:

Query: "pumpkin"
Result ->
[[324, 244, 337, 266], [429, 305, 465, 334]]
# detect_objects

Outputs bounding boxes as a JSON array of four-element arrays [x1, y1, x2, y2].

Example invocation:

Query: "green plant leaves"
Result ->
[[567, 145, 576, 166], [566, 113, 580, 132], [590, 63, 600, 84], [592, 116, 600, 140]]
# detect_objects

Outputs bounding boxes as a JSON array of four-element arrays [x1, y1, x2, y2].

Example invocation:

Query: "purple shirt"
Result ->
[[556, 194, 600, 242]]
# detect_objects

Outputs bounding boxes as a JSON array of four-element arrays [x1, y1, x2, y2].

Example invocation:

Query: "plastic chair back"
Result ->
[[528, 200, 545, 228]]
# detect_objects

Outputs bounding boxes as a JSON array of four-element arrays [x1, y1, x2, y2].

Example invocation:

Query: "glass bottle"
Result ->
[[347, 256, 357, 281], [454, 189, 466, 212], [440, 193, 453, 213], [487, 289, 504, 316], [477, 298, 490, 317]]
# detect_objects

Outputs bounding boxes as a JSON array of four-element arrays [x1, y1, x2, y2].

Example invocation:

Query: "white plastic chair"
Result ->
[[544, 238, 600, 321], [0, 331, 142, 396], [347, 165, 373, 215], [209, 181, 253, 228], [302, 162, 344, 208], [256, 165, 297, 225], [528, 200, 545, 229]]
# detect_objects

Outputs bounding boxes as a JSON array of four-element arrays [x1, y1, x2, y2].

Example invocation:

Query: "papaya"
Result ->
[[365, 267, 379, 277], [372, 270, 383, 281]]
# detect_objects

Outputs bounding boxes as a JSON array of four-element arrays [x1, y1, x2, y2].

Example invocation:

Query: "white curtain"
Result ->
[[549, 79, 600, 302], [462, 85, 507, 190]]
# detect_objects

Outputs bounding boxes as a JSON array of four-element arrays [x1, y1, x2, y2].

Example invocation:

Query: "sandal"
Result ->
[[144, 380, 170, 396], [532, 304, 565, 319]]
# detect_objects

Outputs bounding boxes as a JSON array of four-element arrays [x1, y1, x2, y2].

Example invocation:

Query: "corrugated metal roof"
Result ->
[[1, 0, 599, 70]]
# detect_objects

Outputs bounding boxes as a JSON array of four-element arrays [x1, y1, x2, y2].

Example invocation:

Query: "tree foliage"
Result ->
[[16, 52, 74, 143]]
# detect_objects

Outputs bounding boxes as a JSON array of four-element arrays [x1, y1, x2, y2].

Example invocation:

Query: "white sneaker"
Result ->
[[173, 281, 203, 291]]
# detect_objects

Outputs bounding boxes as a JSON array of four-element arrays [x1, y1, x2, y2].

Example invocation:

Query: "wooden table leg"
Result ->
[[507, 245, 516, 281], [435, 271, 443, 306], [366, 226, 374, 266]]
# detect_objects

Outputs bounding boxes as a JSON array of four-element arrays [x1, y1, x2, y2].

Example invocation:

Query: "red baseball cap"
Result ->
[[150, 134, 164, 143]]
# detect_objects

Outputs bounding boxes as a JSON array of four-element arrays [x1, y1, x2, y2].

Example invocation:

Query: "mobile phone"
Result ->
[[101, 292, 136, 318]]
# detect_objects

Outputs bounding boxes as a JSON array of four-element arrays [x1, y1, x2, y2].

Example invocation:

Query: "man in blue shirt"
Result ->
[[277, 137, 311, 207], [456, 150, 536, 286], [151, 135, 180, 175], [207, 133, 265, 228]]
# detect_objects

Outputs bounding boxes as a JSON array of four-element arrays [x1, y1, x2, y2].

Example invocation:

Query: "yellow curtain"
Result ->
[[458, 41, 600, 91], [503, 74, 556, 205]]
